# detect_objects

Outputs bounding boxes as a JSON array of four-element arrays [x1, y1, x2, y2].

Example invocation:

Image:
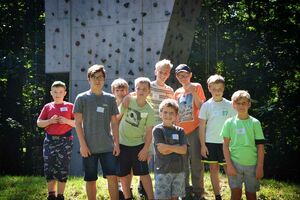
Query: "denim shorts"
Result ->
[[43, 136, 73, 182], [116, 144, 149, 177], [83, 152, 117, 181], [228, 160, 260, 192], [154, 172, 185, 199]]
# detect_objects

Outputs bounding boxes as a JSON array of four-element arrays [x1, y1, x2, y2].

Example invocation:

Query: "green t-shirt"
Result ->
[[221, 115, 265, 166], [119, 97, 155, 146]]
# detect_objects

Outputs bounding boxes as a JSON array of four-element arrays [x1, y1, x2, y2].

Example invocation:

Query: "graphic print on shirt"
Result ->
[[178, 93, 193, 122], [125, 107, 142, 127]]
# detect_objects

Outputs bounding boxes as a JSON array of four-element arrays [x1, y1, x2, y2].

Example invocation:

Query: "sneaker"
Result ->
[[137, 181, 147, 198], [119, 189, 125, 200], [215, 194, 222, 200], [56, 194, 64, 200], [47, 196, 56, 200]]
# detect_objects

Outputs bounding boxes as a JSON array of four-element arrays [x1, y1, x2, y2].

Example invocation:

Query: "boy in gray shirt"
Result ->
[[73, 64, 120, 200]]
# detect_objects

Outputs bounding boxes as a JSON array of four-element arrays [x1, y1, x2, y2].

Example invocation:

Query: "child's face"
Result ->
[[155, 66, 171, 84], [88, 72, 105, 90], [233, 97, 251, 114], [159, 106, 177, 126], [176, 71, 192, 86], [113, 87, 128, 101], [135, 82, 150, 100], [208, 83, 225, 101], [50, 86, 66, 103]]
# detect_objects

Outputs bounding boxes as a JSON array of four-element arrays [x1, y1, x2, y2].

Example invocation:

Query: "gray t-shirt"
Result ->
[[73, 90, 119, 153], [153, 124, 188, 174]]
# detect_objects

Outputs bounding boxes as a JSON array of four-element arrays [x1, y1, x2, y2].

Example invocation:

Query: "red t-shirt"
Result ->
[[38, 101, 74, 135]]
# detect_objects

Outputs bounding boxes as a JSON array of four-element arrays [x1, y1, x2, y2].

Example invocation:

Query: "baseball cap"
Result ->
[[175, 64, 191, 74]]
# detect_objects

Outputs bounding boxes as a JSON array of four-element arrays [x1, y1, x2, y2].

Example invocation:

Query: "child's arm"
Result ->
[[37, 115, 59, 128], [189, 83, 205, 109], [256, 144, 264, 180], [74, 113, 91, 157], [157, 143, 187, 155], [199, 119, 208, 158], [223, 137, 237, 176], [138, 126, 153, 161], [111, 115, 120, 156]]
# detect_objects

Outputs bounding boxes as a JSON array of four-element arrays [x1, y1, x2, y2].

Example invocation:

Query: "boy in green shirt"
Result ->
[[221, 90, 265, 200], [117, 77, 155, 200]]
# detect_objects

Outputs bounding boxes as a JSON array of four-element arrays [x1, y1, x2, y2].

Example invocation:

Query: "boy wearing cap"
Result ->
[[174, 64, 206, 199]]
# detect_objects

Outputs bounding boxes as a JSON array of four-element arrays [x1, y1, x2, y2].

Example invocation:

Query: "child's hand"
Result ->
[[57, 116, 67, 124], [138, 148, 148, 161], [187, 83, 197, 93], [256, 166, 264, 180], [80, 145, 91, 158], [49, 115, 59, 124], [201, 145, 209, 158], [113, 144, 120, 156], [227, 164, 237, 176]]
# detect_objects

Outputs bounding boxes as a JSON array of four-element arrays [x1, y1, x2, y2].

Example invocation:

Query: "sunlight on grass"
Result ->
[[0, 173, 299, 199]]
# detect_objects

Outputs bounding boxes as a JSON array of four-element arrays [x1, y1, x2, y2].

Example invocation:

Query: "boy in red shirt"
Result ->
[[37, 81, 75, 200]]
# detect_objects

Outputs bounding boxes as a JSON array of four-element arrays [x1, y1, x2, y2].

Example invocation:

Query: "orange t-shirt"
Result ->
[[174, 83, 206, 134]]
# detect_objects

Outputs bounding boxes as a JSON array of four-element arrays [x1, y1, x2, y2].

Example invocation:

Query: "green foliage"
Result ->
[[189, 0, 300, 182]]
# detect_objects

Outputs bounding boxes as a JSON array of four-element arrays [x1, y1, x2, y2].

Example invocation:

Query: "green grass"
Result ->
[[0, 173, 299, 200]]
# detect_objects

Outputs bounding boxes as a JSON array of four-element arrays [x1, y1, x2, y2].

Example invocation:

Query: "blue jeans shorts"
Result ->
[[155, 172, 185, 199], [228, 160, 260, 192], [83, 152, 117, 181]]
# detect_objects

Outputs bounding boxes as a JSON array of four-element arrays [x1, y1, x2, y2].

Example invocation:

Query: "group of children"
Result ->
[[37, 59, 265, 200]]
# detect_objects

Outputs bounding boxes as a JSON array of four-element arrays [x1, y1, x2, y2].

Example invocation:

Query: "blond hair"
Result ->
[[155, 59, 173, 70], [51, 81, 66, 90], [134, 77, 151, 89], [111, 78, 129, 93], [231, 90, 251, 103], [207, 74, 225, 86]]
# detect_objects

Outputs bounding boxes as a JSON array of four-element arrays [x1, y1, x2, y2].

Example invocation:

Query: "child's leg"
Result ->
[[245, 191, 257, 200], [47, 180, 56, 194], [57, 181, 66, 194], [86, 181, 97, 200], [231, 188, 242, 200], [140, 174, 154, 199], [120, 175, 132, 198], [209, 163, 221, 195], [107, 175, 119, 200]]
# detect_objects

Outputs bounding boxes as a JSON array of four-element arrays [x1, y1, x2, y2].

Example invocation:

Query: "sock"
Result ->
[[48, 191, 56, 197]]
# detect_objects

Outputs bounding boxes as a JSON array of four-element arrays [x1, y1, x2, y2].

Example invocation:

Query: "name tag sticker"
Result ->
[[96, 107, 104, 113], [141, 112, 148, 118], [172, 134, 179, 140], [60, 107, 68, 112], [236, 128, 246, 135]]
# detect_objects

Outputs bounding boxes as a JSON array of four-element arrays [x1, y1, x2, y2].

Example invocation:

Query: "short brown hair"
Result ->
[[134, 77, 151, 89], [87, 64, 106, 79], [51, 81, 66, 90], [231, 90, 251, 103], [207, 74, 225, 86], [159, 98, 179, 114]]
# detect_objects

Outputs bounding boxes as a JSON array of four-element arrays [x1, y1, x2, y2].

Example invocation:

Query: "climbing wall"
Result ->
[[45, 0, 201, 175]]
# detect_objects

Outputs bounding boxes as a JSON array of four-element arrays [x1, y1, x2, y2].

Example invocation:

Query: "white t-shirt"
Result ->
[[199, 98, 236, 143]]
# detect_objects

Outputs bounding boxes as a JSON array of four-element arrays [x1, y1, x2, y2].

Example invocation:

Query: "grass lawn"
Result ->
[[0, 173, 299, 199]]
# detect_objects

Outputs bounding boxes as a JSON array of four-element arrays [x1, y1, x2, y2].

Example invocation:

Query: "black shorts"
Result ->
[[116, 144, 149, 177], [201, 143, 226, 165]]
